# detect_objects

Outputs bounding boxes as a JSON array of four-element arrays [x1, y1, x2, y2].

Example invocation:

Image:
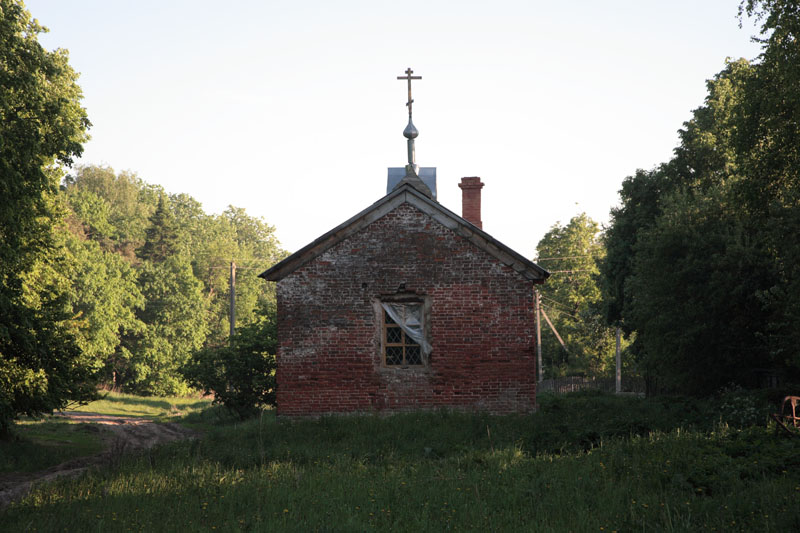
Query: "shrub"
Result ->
[[715, 384, 771, 428], [183, 317, 276, 419]]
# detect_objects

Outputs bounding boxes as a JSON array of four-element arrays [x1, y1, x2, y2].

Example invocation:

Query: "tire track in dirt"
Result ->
[[0, 412, 198, 509]]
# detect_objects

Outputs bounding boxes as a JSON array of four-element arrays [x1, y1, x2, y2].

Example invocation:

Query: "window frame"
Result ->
[[377, 296, 431, 368], [382, 305, 423, 367]]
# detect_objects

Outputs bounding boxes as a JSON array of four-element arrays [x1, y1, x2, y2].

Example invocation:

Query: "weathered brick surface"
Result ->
[[275, 202, 536, 416], [458, 176, 484, 229]]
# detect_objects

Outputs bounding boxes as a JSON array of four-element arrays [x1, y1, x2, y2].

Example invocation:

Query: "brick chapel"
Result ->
[[259, 69, 549, 416]]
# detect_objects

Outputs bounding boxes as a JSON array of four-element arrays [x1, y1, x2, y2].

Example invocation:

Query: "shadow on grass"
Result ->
[[0, 420, 105, 474], [100, 395, 174, 412], [74, 393, 214, 419]]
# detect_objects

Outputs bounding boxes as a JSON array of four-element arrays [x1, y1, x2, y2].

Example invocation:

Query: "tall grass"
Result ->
[[0, 420, 105, 474], [3, 391, 799, 531]]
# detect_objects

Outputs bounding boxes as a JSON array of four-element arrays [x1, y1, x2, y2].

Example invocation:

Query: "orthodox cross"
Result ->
[[397, 68, 421, 118]]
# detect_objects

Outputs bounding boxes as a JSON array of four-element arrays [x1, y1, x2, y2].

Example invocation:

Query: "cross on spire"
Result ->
[[397, 67, 421, 118]]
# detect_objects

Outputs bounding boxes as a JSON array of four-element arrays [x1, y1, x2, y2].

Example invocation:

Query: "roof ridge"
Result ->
[[259, 184, 549, 283]]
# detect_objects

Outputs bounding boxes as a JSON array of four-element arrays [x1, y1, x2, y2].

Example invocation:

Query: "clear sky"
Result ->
[[26, 0, 764, 259]]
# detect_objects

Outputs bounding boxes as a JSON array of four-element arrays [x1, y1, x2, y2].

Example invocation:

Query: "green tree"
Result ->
[[602, 3, 800, 392], [139, 195, 180, 263], [63, 233, 144, 385], [64, 165, 160, 259], [603, 59, 755, 330], [736, 0, 800, 373], [626, 190, 774, 393], [60, 164, 285, 394], [183, 301, 277, 419], [0, 0, 94, 433], [125, 255, 208, 395], [535, 214, 615, 376], [184, 206, 285, 345]]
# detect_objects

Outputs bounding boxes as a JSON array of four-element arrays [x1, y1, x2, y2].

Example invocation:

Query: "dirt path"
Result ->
[[0, 412, 198, 509]]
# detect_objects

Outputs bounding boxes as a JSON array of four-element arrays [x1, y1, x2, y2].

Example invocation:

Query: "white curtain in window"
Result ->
[[381, 302, 431, 356]]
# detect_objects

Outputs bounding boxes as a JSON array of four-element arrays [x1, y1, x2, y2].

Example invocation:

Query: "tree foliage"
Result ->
[[63, 233, 144, 373], [535, 214, 615, 376], [602, 2, 800, 393], [183, 303, 277, 419], [59, 165, 285, 395], [0, 0, 95, 433], [0, 2, 284, 420]]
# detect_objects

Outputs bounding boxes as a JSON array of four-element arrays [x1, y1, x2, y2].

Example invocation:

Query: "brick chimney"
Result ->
[[458, 177, 484, 229]]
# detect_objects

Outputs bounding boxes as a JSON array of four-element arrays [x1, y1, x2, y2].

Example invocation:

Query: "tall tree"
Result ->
[[737, 0, 800, 373], [139, 195, 180, 263], [0, 0, 94, 433], [603, 59, 754, 330], [126, 255, 208, 395], [63, 165, 160, 259], [602, 3, 800, 392], [62, 233, 144, 385], [535, 214, 615, 376]]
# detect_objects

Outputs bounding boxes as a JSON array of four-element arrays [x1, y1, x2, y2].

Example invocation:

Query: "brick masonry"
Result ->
[[275, 201, 536, 416], [458, 176, 484, 229]]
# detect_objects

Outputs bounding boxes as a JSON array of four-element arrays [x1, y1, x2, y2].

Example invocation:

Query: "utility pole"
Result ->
[[229, 261, 236, 344], [540, 306, 567, 353], [615, 327, 621, 394], [535, 290, 543, 382]]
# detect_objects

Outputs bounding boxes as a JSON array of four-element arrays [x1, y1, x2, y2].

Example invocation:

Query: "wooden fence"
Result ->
[[538, 375, 646, 395]]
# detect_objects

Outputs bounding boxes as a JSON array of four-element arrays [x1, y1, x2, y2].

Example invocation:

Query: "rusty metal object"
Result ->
[[771, 396, 800, 436]]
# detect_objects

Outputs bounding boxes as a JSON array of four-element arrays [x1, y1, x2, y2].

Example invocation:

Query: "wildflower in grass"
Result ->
[[283, 509, 289, 513]]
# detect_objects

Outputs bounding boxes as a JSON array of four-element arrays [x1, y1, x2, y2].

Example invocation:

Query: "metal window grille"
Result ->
[[383, 307, 423, 366]]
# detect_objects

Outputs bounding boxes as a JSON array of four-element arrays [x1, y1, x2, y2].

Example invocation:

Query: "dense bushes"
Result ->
[[183, 308, 277, 418]]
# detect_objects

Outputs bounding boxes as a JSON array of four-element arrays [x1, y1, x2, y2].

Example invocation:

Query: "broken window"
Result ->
[[381, 302, 430, 366]]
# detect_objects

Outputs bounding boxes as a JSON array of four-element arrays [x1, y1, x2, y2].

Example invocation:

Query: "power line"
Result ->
[[542, 305, 580, 321], [541, 295, 575, 312], [536, 254, 603, 261]]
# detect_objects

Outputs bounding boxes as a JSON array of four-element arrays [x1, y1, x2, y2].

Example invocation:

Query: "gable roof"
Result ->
[[259, 183, 550, 283]]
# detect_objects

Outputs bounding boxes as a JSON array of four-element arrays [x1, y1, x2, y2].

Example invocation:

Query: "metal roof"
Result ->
[[387, 167, 436, 200]]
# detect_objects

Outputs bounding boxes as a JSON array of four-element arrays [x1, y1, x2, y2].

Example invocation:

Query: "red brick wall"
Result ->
[[275, 202, 536, 416]]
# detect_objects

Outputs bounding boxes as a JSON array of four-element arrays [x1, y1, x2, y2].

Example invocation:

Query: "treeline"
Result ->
[[534, 1, 800, 394], [601, 1, 800, 394], [1, 0, 284, 432], [60, 165, 285, 395]]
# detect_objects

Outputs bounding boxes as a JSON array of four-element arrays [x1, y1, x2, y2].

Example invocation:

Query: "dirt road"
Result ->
[[0, 412, 197, 509]]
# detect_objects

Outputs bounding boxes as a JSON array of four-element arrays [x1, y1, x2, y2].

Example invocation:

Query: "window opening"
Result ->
[[382, 304, 425, 366]]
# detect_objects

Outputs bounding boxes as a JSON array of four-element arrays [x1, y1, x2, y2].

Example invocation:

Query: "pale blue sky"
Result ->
[[27, 0, 763, 258]]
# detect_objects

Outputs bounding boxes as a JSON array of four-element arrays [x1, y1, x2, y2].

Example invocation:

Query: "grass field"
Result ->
[[3, 391, 800, 531], [0, 420, 106, 474], [0, 392, 213, 474], [70, 390, 213, 419]]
